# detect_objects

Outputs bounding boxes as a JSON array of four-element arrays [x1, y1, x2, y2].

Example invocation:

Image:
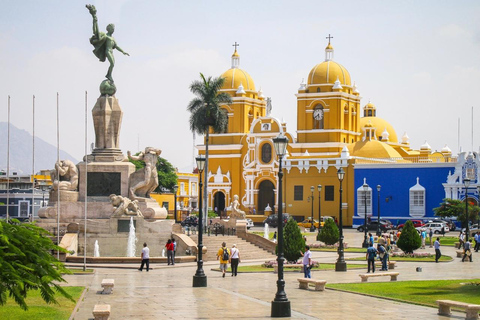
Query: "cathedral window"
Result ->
[[325, 186, 335, 201], [294, 186, 303, 201], [357, 188, 372, 216], [221, 108, 229, 133], [261, 143, 272, 163], [317, 87, 321, 92], [409, 178, 425, 217]]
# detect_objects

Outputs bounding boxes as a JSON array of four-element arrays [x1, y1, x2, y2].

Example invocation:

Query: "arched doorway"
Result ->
[[258, 180, 275, 215], [214, 192, 226, 218]]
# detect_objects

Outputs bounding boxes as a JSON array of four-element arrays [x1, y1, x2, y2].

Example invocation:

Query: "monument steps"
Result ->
[[193, 235, 276, 261]]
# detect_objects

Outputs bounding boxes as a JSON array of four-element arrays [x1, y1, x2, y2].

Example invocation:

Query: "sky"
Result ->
[[1, 0, 480, 172]]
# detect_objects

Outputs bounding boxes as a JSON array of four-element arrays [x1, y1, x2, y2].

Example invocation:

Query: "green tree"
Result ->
[[282, 218, 305, 263], [396, 220, 421, 254], [317, 218, 339, 245], [187, 73, 232, 217], [0, 219, 73, 310], [434, 198, 480, 226], [129, 155, 177, 192]]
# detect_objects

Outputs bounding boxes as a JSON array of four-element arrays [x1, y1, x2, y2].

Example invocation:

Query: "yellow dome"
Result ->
[[359, 117, 398, 143], [307, 61, 351, 86], [220, 68, 256, 91], [347, 140, 402, 158]]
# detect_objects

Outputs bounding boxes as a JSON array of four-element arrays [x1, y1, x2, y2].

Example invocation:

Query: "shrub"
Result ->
[[397, 220, 421, 253], [281, 218, 305, 263], [317, 218, 339, 245]]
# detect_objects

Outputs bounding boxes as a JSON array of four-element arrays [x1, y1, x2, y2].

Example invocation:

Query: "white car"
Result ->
[[246, 218, 254, 229], [417, 222, 449, 234]]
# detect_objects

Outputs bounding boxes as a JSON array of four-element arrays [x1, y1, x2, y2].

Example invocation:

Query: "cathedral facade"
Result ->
[[198, 39, 464, 226]]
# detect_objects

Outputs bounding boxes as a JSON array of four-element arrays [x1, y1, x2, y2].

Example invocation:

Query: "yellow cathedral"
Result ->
[[197, 39, 453, 225]]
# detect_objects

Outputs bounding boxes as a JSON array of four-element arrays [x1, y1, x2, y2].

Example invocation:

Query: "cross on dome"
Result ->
[[231, 42, 240, 68], [326, 34, 333, 44]]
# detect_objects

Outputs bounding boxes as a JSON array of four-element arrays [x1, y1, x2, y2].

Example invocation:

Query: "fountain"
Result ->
[[126, 217, 137, 257], [264, 223, 270, 239], [94, 240, 100, 257], [162, 248, 166, 257]]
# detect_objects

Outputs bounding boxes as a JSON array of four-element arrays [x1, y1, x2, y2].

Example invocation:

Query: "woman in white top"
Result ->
[[229, 244, 241, 276]]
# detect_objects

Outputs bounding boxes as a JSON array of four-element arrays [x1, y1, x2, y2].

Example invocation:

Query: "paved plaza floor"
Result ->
[[67, 230, 478, 319]]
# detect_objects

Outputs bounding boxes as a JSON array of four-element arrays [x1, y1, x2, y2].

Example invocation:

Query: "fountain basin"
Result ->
[[66, 256, 196, 264]]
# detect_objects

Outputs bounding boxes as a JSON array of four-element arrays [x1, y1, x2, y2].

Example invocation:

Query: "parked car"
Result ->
[[417, 222, 449, 234], [397, 220, 424, 231], [461, 224, 479, 237], [357, 220, 393, 233], [246, 218, 254, 229], [263, 213, 291, 228], [297, 218, 320, 229], [427, 218, 456, 231], [181, 215, 198, 227]]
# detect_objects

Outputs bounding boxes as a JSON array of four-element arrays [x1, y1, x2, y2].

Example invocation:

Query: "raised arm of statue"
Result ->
[[127, 151, 144, 161], [86, 4, 99, 39]]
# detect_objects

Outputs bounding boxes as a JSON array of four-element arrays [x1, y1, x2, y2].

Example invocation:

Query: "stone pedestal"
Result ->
[[49, 190, 79, 203], [92, 96, 123, 159], [77, 161, 135, 201]]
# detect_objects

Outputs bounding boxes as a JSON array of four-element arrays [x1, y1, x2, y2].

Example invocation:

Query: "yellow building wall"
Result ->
[[151, 193, 175, 210]]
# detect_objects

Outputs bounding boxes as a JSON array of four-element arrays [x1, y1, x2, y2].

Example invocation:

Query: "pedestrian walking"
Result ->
[[172, 238, 177, 262], [217, 242, 230, 278], [138, 242, 150, 272], [429, 228, 433, 247], [166, 239, 175, 265], [366, 243, 378, 273], [459, 231, 465, 249], [462, 239, 473, 262], [475, 232, 480, 252], [301, 245, 312, 278], [229, 244, 240, 276], [369, 233, 374, 246], [421, 229, 426, 249], [434, 237, 441, 263], [378, 244, 388, 271]]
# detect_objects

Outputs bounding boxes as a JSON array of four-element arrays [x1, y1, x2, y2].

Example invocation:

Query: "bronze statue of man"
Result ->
[[86, 4, 129, 83]]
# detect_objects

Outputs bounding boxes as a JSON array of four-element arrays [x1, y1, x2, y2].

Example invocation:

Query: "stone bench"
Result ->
[[457, 250, 464, 258], [374, 260, 397, 270], [101, 279, 115, 294], [273, 264, 303, 274], [437, 299, 480, 320], [359, 272, 399, 282], [297, 278, 327, 291], [93, 304, 111, 320]]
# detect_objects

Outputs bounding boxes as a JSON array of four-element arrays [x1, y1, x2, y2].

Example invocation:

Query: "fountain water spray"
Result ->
[[126, 217, 137, 257], [94, 240, 100, 257], [264, 223, 270, 239]]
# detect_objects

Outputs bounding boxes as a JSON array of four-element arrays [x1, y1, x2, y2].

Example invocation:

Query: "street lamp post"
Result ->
[[271, 133, 291, 318], [376, 185, 381, 236], [317, 184, 322, 231], [464, 178, 470, 243], [335, 168, 347, 272], [477, 185, 480, 228], [193, 155, 207, 287], [173, 185, 179, 223], [362, 182, 370, 248], [309, 186, 315, 232]]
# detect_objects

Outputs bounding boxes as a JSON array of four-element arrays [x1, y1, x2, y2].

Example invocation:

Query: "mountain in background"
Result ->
[[0, 122, 78, 174]]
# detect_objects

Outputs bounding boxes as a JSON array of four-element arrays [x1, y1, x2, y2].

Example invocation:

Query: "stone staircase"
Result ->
[[192, 235, 276, 261]]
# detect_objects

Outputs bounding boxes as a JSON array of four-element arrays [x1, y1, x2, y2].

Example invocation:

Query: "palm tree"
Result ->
[[188, 73, 232, 222]]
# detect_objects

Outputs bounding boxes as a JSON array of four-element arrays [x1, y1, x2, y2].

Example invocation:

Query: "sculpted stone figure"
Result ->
[[110, 194, 143, 217], [128, 147, 161, 199], [50, 160, 79, 191], [86, 4, 129, 91], [230, 194, 246, 219]]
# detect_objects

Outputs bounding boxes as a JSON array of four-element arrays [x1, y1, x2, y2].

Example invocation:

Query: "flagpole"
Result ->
[[56, 93, 60, 260], [84, 91, 88, 271], [6, 96, 10, 222], [32, 95, 35, 222]]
